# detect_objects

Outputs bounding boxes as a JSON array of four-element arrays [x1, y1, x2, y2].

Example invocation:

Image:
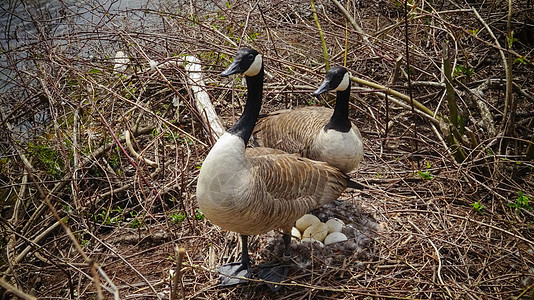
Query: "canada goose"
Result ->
[[252, 66, 363, 173], [196, 48, 350, 289]]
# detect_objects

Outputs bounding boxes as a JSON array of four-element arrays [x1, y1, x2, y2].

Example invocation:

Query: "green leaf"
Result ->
[[470, 200, 484, 213]]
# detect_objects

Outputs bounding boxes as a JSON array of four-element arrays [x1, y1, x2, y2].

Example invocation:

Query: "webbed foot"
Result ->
[[219, 261, 252, 286], [258, 262, 289, 292]]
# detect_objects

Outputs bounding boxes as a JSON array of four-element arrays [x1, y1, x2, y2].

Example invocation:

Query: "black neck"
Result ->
[[227, 66, 264, 144], [324, 87, 351, 132]]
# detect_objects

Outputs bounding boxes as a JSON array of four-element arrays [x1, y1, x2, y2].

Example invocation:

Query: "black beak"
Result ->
[[221, 60, 241, 77], [312, 80, 331, 97]]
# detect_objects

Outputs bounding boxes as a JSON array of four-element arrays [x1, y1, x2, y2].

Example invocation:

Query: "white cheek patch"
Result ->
[[334, 72, 350, 91], [243, 54, 262, 77]]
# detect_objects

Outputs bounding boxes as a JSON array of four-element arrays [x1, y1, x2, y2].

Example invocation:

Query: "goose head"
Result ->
[[221, 47, 263, 77], [312, 66, 350, 96], [219, 48, 264, 144]]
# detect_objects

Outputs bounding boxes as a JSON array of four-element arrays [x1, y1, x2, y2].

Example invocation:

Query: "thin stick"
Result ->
[[124, 129, 158, 167], [526, 134, 534, 160], [442, 42, 466, 162], [350, 75, 435, 118], [310, 0, 329, 70], [404, 0, 418, 166], [408, 220, 453, 298], [503, 0, 515, 136], [343, 0, 349, 67], [471, 7, 511, 133], [391, 209, 534, 246], [171, 247, 187, 300], [84, 230, 159, 299], [331, 0, 375, 56]]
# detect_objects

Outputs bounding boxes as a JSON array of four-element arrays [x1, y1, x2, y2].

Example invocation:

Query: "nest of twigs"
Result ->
[[1, 0, 533, 299]]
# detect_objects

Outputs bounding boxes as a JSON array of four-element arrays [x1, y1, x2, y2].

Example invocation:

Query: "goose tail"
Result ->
[[346, 179, 366, 190]]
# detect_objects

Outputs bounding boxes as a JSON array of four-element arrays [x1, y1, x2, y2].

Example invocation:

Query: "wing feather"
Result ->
[[252, 107, 332, 158]]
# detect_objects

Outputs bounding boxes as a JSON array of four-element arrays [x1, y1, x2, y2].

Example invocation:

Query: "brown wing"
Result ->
[[233, 151, 348, 234], [252, 107, 332, 158], [248, 151, 347, 207]]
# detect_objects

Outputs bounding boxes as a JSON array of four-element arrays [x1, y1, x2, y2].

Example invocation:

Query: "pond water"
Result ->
[[0, 0, 220, 89], [1, 0, 159, 64], [0, 0, 157, 140], [0, 0, 202, 141]]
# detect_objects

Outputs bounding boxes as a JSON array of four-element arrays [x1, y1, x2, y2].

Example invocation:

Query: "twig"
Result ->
[[6, 169, 28, 266], [526, 134, 534, 160], [403, 0, 418, 165], [471, 7, 511, 135], [124, 129, 158, 167], [89, 260, 105, 300], [19, 164, 113, 299], [389, 55, 404, 84], [171, 247, 187, 300], [391, 209, 534, 246], [350, 75, 435, 118], [17, 125, 155, 237], [343, 0, 349, 66], [12, 221, 61, 270], [442, 42, 466, 162], [257, 4, 279, 57], [331, 0, 375, 56], [463, 80, 497, 137], [97, 266, 120, 300], [94, 77, 207, 146], [367, 91, 438, 126], [407, 220, 453, 298], [0, 277, 37, 300], [310, 0, 329, 70], [503, 0, 515, 136]]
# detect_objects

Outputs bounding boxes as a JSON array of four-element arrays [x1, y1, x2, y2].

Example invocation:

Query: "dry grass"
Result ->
[[1, 0, 533, 299]]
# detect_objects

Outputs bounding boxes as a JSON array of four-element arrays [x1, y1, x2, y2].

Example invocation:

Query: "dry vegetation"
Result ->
[[1, 0, 534, 299]]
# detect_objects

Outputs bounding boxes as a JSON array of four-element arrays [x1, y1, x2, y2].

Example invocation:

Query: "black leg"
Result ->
[[219, 235, 253, 286], [282, 233, 291, 261], [241, 235, 250, 266]]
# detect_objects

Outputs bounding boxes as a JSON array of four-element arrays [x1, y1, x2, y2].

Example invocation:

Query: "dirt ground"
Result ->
[[1, 0, 533, 299]]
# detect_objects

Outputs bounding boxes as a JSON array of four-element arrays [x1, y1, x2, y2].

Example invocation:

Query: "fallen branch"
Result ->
[[464, 80, 497, 137], [407, 220, 453, 298]]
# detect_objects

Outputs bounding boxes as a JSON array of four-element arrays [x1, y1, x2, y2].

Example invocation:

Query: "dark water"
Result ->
[[0, 0, 219, 89], [0, 0, 176, 140], [0, 0, 222, 141], [0, 0, 157, 69]]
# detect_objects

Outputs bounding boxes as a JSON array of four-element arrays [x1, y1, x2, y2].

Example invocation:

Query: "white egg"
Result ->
[[302, 222, 329, 242], [325, 218, 345, 233], [291, 227, 301, 240], [324, 232, 348, 246], [295, 214, 320, 232]]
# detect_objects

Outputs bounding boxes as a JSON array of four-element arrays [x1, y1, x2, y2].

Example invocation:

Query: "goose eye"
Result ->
[[247, 54, 254, 60]]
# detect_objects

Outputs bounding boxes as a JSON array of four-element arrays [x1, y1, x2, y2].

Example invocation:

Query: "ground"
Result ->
[[0, 0, 533, 299]]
